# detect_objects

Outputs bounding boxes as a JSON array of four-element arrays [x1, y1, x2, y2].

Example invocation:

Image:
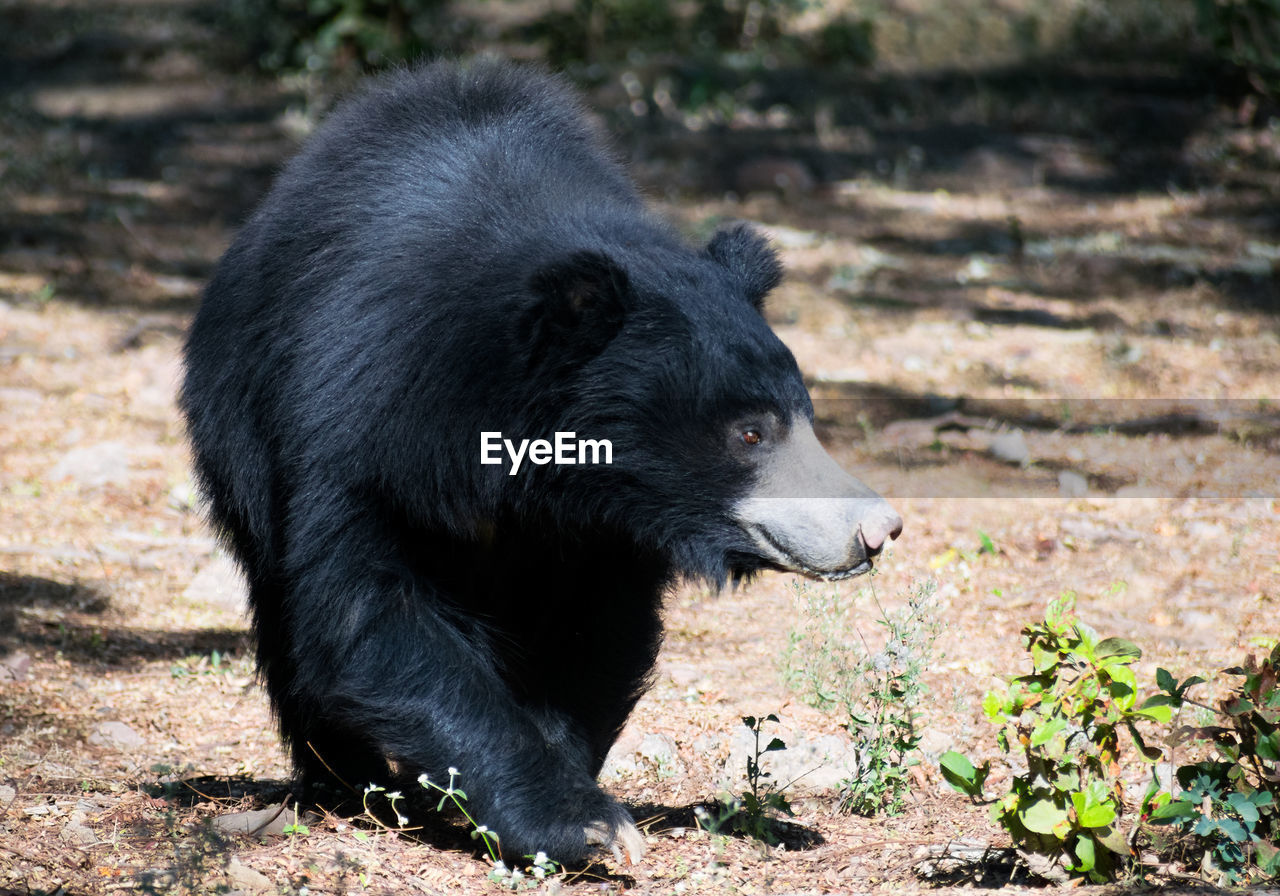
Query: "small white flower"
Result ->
[[533, 851, 548, 866], [396, 815, 409, 827], [417, 773, 430, 786], [448, 766, 459, 776], [386, 791, 402, 800]]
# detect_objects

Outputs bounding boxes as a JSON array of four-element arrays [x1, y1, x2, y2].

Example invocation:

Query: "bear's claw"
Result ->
[[585, 818, 645, 865]]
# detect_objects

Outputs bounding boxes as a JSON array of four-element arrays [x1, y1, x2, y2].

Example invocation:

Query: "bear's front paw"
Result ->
[[488, 783, 641, 866], [585, 815, 645, 865]]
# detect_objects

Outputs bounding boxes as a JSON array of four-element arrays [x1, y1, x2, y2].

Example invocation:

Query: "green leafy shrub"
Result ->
[[943, 596, 1278, 886], [223, 0, 865, 75], [783, 580, 939, 815], [945, 593, 1171, 882], [1146, 644, 1280, 884], [222, 0, 449, 74], [1195, 0, 1280, 94], [534, 0, 814, 67]]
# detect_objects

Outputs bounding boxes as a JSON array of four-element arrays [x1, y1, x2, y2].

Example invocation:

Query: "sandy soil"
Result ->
[[1, 1, 1278, 893]]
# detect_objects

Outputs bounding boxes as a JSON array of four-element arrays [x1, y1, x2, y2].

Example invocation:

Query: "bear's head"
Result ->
[[510, 222, 902, 587]]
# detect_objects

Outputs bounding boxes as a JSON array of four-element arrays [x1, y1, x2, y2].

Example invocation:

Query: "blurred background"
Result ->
[[2, 2, 1279, 893], [2, 0, 1276, 308]]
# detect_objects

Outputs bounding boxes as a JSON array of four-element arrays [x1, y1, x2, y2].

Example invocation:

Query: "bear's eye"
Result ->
[[741, 429, 762, 446]]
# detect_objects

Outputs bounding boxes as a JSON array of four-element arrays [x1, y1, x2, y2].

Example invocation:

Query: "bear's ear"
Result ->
[[528, 250, 629, 356], [705, 223, 783, 313]]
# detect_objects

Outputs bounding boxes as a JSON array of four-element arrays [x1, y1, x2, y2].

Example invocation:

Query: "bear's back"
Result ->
[[261, 60, 642, 256]]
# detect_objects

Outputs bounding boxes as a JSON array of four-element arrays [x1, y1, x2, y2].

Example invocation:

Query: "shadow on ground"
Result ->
[[1, 0, 1274, 316]]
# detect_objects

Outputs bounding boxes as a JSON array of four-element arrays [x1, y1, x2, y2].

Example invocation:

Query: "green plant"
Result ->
[[415, 770, 564, 888], [1149, 764, 1276, 883], [170, 649, 236, 679], [977, 530, 997, 555], [489, 850, 562, 890], [411, 770, 500, 863], [943, 600, 1279, 886], [1196, 0, 1280, 94], [957, 593, 1171, 882], [535, 0, 813, 67], [358, 772, 566, 885], [783, 580, 939, 815], [223, 0, 449, 74], [938, 749, 989, 802], [697, 714, 794, 845], [1146, 645, 1280, 884], [282, 804, 310, 837]]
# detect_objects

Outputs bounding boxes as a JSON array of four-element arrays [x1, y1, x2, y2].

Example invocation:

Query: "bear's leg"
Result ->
[[538, 594, 665, 777], [291, 713, 393, 798], [286, 569, 642, 864], [485, 540, 669, 779], [245, 577, 393, 801]]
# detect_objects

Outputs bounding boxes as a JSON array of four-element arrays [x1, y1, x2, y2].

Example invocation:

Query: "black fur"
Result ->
[[181, 59, 810, 862]]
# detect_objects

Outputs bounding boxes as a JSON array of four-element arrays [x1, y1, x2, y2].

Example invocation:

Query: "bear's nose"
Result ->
[[861, 510, 904, 555]]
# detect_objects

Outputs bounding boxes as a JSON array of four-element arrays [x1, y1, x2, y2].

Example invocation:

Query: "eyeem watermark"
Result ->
[[481, 431, 613, 476]]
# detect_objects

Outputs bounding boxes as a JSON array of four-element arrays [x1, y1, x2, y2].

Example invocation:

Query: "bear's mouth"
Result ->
[[747, 525, 874, 581]]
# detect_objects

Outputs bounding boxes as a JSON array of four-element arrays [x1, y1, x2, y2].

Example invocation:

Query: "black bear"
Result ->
[[181, 59, 902, 864]]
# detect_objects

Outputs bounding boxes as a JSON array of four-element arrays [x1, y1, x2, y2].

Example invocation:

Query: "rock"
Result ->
[[664, 662, 699, 689], [988, 430, 1030, 466], [225, 858, 273, 893], [88, 721, 144, 751], [0, 783, 16, 807], [957, 146, 1041, 190], [1059, 517, 1142, 545], [1114, 484, 1162, 498], [1017, 847, 1071, 884], [183, 554, 248, 614], [213, 805, 294, 838], [0, 652, 32, 682], [914, 839, 1013, 880], [598, 752, 638, 782], [600, 730, 683, 781], [726, 728, 854, 793], [61, 800, 99, 845], [637, 733, 680, 775], [691, 734, 725, 760], [956, 256, 992, 284], [1057, 470, 1088, 497], [48, 442, 133, 488], [599, 729, 642, 781]]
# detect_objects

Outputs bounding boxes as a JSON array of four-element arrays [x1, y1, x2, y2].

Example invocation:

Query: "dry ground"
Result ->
[[2, 1, 1278, 893]]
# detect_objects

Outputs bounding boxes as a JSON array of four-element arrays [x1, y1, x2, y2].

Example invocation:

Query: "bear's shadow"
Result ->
[[635, 801, 825, 852], [150, 775, 821, 874]]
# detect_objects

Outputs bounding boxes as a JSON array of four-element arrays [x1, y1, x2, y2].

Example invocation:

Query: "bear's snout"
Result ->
[[860, 506, 904, 555], [734, 418, 901, 579]]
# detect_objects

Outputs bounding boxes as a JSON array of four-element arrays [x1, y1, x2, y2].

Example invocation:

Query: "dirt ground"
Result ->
[[1, 1, 1278, 894]]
